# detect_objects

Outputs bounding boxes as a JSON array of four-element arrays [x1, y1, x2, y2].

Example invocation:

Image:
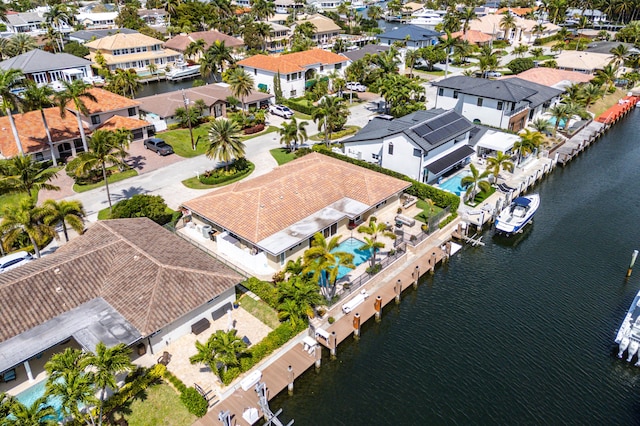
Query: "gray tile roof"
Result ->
[[344, 109, 474, 153], [586, 41, 640, 55], [378, 25, 440, 41], [342, 44, 390, 62], [6, 12, 44, 26], [69, 28, 139, 42], [0, 49, 91, 74]]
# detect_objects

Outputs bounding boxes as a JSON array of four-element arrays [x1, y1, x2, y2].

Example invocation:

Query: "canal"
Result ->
[[271, 109, 640, 424]]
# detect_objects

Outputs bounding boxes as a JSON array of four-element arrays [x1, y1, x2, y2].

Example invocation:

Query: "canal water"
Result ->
[[271, 109, 640, 424]]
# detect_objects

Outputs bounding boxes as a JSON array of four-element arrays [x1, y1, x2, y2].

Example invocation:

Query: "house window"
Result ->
[[477, 98, 483, 107], [254, 68, 257, 75], [128, 107, 137, 116], [413, 148, 421, 157], [91, 115, 101, 125], [372, 153, 380, 160], [438, 88, 443, 96], [334, 63, 342, 70], [388, 142, 393, 155], [320, 65, 324, 71], [497, 101, 503, 110], [290, 89, 296, 97], [453, 91, 459, 99], [34, 152, 44, 161], [286, 74, 290, 81]]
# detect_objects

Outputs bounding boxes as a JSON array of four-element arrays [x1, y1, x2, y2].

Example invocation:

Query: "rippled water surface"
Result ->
[[271, 110, 640, 425]]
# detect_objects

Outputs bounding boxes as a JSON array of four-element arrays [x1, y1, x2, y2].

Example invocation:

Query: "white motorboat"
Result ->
[[494, 194, 540, 236], [166, 60, 201, 81], [615, 289, 640, 364], [410, 9, 444, 28]]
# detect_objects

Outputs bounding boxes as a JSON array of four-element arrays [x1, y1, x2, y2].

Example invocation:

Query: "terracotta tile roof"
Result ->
[[496, 7, 535, 16], [67, 88, 139, 115], [502, 67, 594, 87], [0, 218, 242, 343], [238, 49, 348, 74], [447, 30, 493, 44], [183, 153, 410, 246], [85, 32, 165, 50], [97, 115, 149, 132], [164, 30, 244, 52], [0, 108, 86, 158]]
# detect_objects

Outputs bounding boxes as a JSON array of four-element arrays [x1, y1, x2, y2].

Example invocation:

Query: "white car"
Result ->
[[269, 104, 293, 118], [346, 82, 367, 92], [486, 71, 502, 78], [0, 251, 33, 273]]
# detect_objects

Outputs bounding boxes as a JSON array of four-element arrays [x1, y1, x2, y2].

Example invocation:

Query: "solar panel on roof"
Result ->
[[413, 124, 430, 137]]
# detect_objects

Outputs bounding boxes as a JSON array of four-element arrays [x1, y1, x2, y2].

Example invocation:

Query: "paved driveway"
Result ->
[[125, 139, 184, 173]]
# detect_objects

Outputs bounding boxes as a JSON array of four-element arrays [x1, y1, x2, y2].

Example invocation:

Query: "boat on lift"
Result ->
[[166, 58, 201, 82], [494, 194, 540, 236]]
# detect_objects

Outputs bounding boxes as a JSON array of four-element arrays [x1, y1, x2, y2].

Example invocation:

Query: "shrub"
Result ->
[[328, 316, 335, 324], [243, 123, 265, 134], [110, 194, 173, 225], [167, 123, 181, 130], [507, 58, 535, 74], [180, 387, 208, 417], [294, 147, 313, 158], [285, 98, 315, 115], [241, 277, 278, 308], [533, 34, 560, 45], [198, 158, 254, 185], [366, 264, 382, 275], [272, 270, 286, 284], [162, 369, 187, 393]]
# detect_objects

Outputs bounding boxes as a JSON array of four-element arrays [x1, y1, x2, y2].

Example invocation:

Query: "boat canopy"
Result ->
[[513, 197, 531, 206]]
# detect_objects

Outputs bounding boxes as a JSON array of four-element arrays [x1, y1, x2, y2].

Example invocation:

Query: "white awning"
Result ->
[[62, 68, 84, 75], [475, 129, 520, 153]]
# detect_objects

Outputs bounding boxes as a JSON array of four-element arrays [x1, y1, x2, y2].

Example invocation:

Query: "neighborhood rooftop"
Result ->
[[0, 49, 91, 74], [237, 49, 348, 73]]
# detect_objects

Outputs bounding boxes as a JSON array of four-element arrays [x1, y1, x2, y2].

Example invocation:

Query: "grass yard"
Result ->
[[293, 111, 312, 120], [415, 68, 446, 76], [73, 168, 138, 193], [413, 199, 443, 223], [124, 383, 196, 426], [238, 294, 280, 329], [270, 147, 297, 165], [157, 126, 210, 158], [591, 89, 628, 118], [0, 192, 31, 217], [310, 125, 360, 142], [182, 161, 255, 189], [97, 205, 177, 221]]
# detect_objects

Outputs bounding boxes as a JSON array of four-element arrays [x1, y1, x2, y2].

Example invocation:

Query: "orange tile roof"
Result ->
[[238, 49, 348, 74], [183, 153, 411, 248], [502, 67, 594, 87], [0, 108, 86, 158], [496, 7, 535, 16], [97, 115, 149, 131], [67, 88, 139, 115], [448, 30, 493, 44]]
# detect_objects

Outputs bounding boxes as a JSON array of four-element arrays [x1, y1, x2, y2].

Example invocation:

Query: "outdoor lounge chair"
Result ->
[[157, 351, 171, 366]]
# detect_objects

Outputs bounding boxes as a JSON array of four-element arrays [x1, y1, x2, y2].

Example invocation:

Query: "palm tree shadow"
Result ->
[[125, 155, 146, 170], [111, 186, 148, 202]]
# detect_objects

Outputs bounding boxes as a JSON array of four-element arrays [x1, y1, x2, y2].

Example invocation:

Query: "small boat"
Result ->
[[166, 60, 201, 82], [494, 194, 540, 236], [615, 289, 640, 364], [82, 75, 105, 86]]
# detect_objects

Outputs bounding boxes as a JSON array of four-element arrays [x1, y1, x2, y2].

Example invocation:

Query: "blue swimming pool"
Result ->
[[332, 237, 372, 280], [438, 171, 470, 196], [16, 379, 64, 421], [547, 116, 567, 128]]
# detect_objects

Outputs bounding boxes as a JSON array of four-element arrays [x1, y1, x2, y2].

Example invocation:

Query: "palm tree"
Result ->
[[207, 118, 245, 170], [477, 45, 500, 77], [45, 347, 90, 383], [513, 44, 529, 58], [357, 216, 395, 267], [22, 82, 58, 166], [1, 392, 15, 419], [207, 40, 235, 75], [312, 96, 349, 146], [163, 0, 182, 36], [0, 155, 59, 196], [43, 199, 85, 242], [528, 117, 553, 134], [174, 106, 199, 129], [7, 33, 37, 56], [530, 47, 544, 58], [85, 342, 134, 426], [46, 370, 97, 423], [226, 68, 254, 111], [461, 163, 491, 201], [438, 31, 459, 78], [548, 103, 573, 135], [367, 5, 383, 20], [278, 117, 308, 151], [514, 129, 545, 163], [190, 336, 217, 372], [55, 80, 97, 153], [595, 64, 617, 91], [0, 198, 56, 258], [277, 276, 323, 328], [44, 3, 72, 52], [500, 12, 517, 41], [185, 38, 206, 61], [5, 396, 57, 426], [459, 7, 477, 36], [580, 83, 605, 110], [303, 232, 355, 299], [191, 329, 247, 379], [66, 130, 128, 212], [610, 43, 629, 73], [0, 68, 26, 155], [485, 151, 514, 182], [250, 0, 276, 20]]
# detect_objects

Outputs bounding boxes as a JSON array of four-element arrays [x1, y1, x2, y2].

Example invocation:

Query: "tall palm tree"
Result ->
[[579, 83, 605, 110], [66, 130, 128, 212], [5, 396, 57, 426], [163, 0, 182, 36], [45, 347, 90, 383], [610, 43, 629, 73], [46, 370, 97, 423], [0, 197, 57, 258], [367, 5, 383, 20], [208, 40, 235, 74], [226, 68, 254, 111], [485, 151, 514, 182], [478, 45, 500, 77], [0, 68, 26, 155], [357, 216, 395, 267], [595, 63, 618, 91], [85, 342, 134, 426], [55, 80, 97, 152], [207, 118, 245, 170], [459, 7, 477, 36], [277, 117, 308, 151], [44, 3, 72, 52], [303, 232, 355, 299], [22, 82, 58, 166], [500, 12, 517, 41], [185, 38, 206, 61], [7, 33, 37, 56], [250, 0, 276, 20], [548, 103, 573, 135], [0, 155, 59, 196], [312, 96, 349, 146], [43, 199, 85, 242], [108, 68, 141, 99], [461, 163, 491, 201], [438, 30, 459, 78], [515, 129, 545, 163]]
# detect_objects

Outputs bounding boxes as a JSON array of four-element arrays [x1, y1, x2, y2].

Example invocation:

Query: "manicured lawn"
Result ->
[[182, 161, 255, 189], [238, 293, 280, 329], [530, 55, 555, 61], [309, 125, 360, 142], [239, 125, 279, 141], [270, 147, 297, 165], [293, 111, 312, 120], [97, 205, 177, 221], [72, 168, 138, 193], [415, 68, 446, 76], [124, 383, 196, 426], [591, 89, 628, 118], [465, 187, 496, 207], [0, 192, 31, 218], [413, 199, 443, 223], [157, 125, 210, 158]]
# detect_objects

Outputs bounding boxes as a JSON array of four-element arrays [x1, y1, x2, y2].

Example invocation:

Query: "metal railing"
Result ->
[[504, 105, 529, 117], [399, 207, 451, 247]]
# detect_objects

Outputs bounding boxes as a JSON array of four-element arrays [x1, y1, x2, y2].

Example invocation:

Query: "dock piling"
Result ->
[[374, 295, 382, 322], [287, 365, 294, 395], [314, 344, 322, 370], [330, 331, 337, 359], [627, 250, 639, 277], [353, 313, 361, 339], [412, 265, 419, 288], [395, 279, 402, 303]]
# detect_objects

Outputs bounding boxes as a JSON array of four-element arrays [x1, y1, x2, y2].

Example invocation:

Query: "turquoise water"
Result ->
[[548, 116, 567, 128], [332, 237, 372, 280], [16, 379, 63, 421], [438, 171, 470, 196]]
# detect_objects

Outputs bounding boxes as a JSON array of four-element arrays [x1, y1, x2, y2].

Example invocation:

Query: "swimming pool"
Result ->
[[331, 237, 372, 280], [547, 116, 567, 128], [16, 379, 64, 421], [438, 171, 470, 196]]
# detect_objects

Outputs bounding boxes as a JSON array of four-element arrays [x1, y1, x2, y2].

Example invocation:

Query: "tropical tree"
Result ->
[[278, 117, 308, 151], [485, 151, 514, 181], [1, 392, 15, 420], [528, 117, 553, 133], [190, 329, 247, 379], [85, 342, 134, 426], [185, 38, 206, 61], [207, 118, 245, 170], [303, 232, 355, 299], [312, 95, 350, 146], [500, 12, 517, 41], [45, 347, 89, 383], [367, 4, 383, 20], [357, 216, 395, 267], [0, 197, 57, 258], [454, 40, 474, 65], [530, 47, 544, 58], [44, 3, 73, 52], [579, 83, 605, 110], [595, 63, 618, 91], [438, 31, 459, 78], [0, 155, 59, 196], [250, 0, 276, 20], [174, 106, 200, 129], [513, 44, 529, 58], [106, 68, 141, 99], [22, 82, 58, 166], [66, 130, 129, 212], [548, 102, 573, 135], [55, 79, 97, 152], [610, 43, 629, 72], [277, 276, 323, 328], [226, 67, 254, 111], [7, 33, 37, 56], [514, 129, 545, 163], [461, 163, 491, 201], [43, 199, 85, 242], [46, 370, 97, 423], [5, 396, 57, 426], [0, 68, 26, 155], [459, 7, 477, 36], [207, 40, 235, 75], [477, 45, 500, 77]]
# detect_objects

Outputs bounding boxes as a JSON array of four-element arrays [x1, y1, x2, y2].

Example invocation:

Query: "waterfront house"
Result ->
[[342, 109, 475, 183], [0, 49, 94, 86], [69, 28, 139, 44], [237, 49, 349, 99], [432, 76, 563, 132], [295, 14, 342, 46], [259, 21, 293, 53], [0, 218, 242, 395], [181, 153, 411, 275], [341, 44, 390, 62], [444, 29, 493, 46], [85, 32, 181, 74], [137, 83, 273, 131], [164, 30, 245, 59], [377, 25, 440, 50], [76, 11, 118, 30], [553, 51, 613, 74], [4, 11, 47, 35], [503, 67, 594, 91], [467, 14, 558, 45]]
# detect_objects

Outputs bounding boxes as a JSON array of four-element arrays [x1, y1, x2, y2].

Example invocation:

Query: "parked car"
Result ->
[[486, 71, 502, 78], [269, 104, 294, 118], [144, 138, 174, 156], [346, 82, 367, 92], [0, 251, 33, 274]]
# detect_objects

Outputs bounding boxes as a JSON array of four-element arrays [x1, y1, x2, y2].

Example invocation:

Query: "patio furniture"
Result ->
[[242, 336, 251, 346], [157, 351, 171, 366], [395, 214, 415, 227], [191, 317, 210, 335]]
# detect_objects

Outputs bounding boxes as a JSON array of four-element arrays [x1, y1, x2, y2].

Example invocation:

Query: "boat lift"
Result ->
[[218, 381, 293, 426]]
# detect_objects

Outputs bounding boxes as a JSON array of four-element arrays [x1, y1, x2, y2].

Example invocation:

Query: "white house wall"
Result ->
[[344, 139, 382, 163], [381, 134, 423, 181], [436, 89, 526, 129]]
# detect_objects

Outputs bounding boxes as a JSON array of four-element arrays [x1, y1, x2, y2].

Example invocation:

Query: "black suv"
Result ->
[[144, 138, 174, 156]]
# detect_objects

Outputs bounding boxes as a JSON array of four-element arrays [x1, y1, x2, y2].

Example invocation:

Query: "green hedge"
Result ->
[[199, 158, 254, 185], [311, 146, 459, 211], [180, 387, 208, 417], [241, 277, 278, 308], [533, 34, 560, 45], [162, 369, 187, 393], [285, 99, 315, 115]]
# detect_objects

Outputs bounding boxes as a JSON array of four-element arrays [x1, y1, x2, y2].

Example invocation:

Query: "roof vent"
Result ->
[[54, 268, 61, 275], [55, 286, 62, 293], [133, 255, 140, 261]]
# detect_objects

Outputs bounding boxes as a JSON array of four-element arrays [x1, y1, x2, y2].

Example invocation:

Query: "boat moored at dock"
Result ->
[[494, 194, 540, 236], [615, 289, 640, 365]]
